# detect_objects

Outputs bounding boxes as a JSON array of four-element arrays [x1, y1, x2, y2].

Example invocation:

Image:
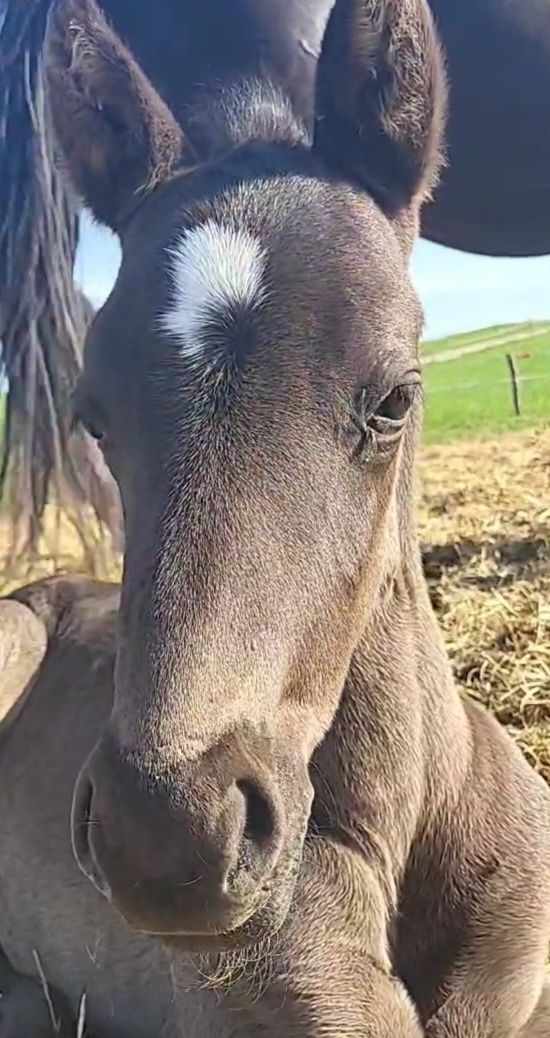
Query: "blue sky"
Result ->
[[77, 215, 550, 342]]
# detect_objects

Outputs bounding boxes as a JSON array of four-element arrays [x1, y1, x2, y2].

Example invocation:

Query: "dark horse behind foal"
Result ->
[[1, 0, 550, 573], [0, 0, 550, 1036]]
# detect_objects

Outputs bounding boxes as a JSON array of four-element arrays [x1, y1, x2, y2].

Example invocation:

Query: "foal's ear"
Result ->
[[45, 0, 192, 233], [314, 0, 446, 220]]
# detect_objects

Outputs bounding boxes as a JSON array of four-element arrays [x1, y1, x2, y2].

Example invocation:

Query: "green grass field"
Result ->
[[422, 324, 550, 443]]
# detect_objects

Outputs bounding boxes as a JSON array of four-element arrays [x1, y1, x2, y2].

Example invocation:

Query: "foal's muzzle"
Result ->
[[71, 731, 286, 940]]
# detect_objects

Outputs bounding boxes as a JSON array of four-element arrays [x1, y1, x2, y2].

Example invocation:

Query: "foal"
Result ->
[[0, 0, 549, 1035]]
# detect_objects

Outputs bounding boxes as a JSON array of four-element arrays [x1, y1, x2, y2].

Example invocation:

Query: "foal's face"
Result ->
[[73, 166, 421, 943], [47, 0, 444, 946]]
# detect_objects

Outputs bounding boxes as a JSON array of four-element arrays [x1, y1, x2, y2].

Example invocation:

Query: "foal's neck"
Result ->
[[310, 553, 472, 878]]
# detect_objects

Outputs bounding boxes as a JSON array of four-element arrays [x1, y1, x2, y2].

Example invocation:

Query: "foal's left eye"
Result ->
[[82, 418, 104, 443], [71, 396, 106, 446]]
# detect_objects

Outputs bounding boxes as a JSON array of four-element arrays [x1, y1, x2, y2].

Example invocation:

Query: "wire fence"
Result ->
[[427, 371, 550, 395], [422, 335, 550, 438]]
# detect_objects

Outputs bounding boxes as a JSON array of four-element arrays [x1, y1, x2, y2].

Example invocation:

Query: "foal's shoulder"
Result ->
[[463, 693, 550, 828]]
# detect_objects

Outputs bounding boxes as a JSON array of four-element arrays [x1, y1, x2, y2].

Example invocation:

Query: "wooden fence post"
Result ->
[[505, 353, 521, 416]]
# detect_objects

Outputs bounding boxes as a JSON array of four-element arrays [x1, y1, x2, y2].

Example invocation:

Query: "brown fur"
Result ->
[[1, 0, 549, 1035]]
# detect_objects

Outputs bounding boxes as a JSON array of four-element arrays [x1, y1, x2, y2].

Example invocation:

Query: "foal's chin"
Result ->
[[79, 813, 305, 955], [162, 891, 295, 955], [158, 856, 301, 955]]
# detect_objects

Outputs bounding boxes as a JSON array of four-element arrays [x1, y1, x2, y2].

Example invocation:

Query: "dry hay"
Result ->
[[0, 504, 121, 597], [1, 426, 549, 779], [419, 425, 550, 781]]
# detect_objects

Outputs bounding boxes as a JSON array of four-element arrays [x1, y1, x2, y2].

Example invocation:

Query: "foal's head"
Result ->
[[46, 0, 445, 948]]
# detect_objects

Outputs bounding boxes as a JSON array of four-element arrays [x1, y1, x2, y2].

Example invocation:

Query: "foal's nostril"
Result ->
[[237, 778, 279, 848], [71, 773, 111, 899], [71, 774, 95, 875]]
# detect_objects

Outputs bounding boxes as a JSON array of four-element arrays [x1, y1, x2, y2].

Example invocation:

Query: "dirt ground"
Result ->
[[2, 425, 549, 779]]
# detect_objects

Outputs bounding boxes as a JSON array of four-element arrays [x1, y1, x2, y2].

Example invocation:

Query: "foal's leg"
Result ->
[[0, 603, 55, 1038], [170, 838, 423, 1037]]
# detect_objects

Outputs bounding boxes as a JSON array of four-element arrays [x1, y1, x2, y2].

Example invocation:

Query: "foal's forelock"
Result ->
[[154, 82, 308, 370], [160, 220, 268, 363]]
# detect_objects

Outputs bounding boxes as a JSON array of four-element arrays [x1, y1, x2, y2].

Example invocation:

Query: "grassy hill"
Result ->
[[421, 321, 549, 356], [422, 322, 550, 443]]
